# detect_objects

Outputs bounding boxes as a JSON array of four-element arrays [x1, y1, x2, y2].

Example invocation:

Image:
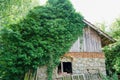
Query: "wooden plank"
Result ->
[[83, 26, 102, 52], [69, 38, 80, 52], [61, 62, 63, 74], [83, 19, 115, 45], [69, 25, 103, 52]]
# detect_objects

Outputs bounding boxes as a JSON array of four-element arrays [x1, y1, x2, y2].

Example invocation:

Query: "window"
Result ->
[[58, 62, 72, 75]]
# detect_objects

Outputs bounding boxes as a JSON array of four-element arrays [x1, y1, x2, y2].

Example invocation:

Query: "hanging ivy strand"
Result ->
[[0, 0, 85, 80]]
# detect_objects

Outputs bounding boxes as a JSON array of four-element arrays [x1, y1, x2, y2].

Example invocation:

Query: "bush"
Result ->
[[101, 73, 118, 80]]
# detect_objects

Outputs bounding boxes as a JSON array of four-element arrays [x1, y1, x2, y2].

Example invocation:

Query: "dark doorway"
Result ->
[[63, 62, 72, 73], [58, 62, 72, 74]]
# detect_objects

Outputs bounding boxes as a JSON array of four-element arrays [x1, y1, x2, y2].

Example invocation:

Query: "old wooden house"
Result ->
[[36, 19, 115, 80]]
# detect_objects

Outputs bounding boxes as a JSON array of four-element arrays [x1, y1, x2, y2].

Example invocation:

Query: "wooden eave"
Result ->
[[83, 19, 116, 47]]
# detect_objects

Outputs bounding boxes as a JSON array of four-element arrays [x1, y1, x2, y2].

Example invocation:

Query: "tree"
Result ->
[[103, 17, 120, 75], [0, 0, 85, 80], [109, 18, 120, 40], [104, 41, 120, 75], [96, 17, 120, 76], [0, 0, 40, 27], [95, 21, 106, 32]]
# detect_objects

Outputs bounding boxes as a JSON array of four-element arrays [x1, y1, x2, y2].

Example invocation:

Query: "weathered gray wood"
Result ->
[[56, 74, 86, 80], [69, 38, 80, 52], [83, 27, 102, 52], [83, 19, 116, 46], [61, 62, 63, 74], [69, 26, 102, 52]]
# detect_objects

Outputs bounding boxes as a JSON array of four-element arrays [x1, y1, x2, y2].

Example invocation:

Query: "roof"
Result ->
[[83, 19, 116, 46]]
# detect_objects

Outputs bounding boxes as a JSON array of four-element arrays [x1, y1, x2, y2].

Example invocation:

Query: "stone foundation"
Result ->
[[63, 52, 106, 75], [36, 66, 47, 80], [72, 58, 106, 75], [36, 66, 57, 80], [36, 53, 106, 80]]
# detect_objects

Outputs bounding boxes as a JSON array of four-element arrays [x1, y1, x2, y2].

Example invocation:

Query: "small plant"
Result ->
[[100, 73, 118, 80]]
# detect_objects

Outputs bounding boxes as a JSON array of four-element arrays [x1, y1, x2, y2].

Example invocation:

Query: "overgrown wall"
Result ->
[[36, 52, 106, 80]]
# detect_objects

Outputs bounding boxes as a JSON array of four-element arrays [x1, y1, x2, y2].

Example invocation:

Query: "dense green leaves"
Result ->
[[104, 41, 120, 74], [109, 18, 120, 40], [0, 0, 84, 80], [0, 0, 39, 27], [103, 17, 120, 75]]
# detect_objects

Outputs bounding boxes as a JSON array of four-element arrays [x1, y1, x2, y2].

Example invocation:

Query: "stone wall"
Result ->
[[72, 58, 106, 75], [36, 53, 106, 80], [36, 66, 57, 80], [36, 66, 47, 80], [63, 52, 106, 75]]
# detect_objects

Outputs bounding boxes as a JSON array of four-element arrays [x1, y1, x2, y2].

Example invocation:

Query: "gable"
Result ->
[[69, 26, 102, 52], [69, 19, 115, 52], [83, 19, 116, 46]]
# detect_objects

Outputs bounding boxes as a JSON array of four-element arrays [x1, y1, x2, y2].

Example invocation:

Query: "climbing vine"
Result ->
[[0, 0, 85, 80]]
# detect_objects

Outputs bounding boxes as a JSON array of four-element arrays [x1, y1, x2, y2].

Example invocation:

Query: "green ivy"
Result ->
[[104, 41, 120, 75], [0, 0, 85, 80]]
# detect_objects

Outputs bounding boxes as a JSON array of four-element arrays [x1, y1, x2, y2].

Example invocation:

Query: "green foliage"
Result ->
[[95, 22, 106, 32], [114, 58, 120, 72], [101, 73, 118, 80], [0, 0, 40, 27], [109, 18, 120, 40], [103, 17, 120, 76], [0, 0, 85, 80], [104, 41, 120, 74]]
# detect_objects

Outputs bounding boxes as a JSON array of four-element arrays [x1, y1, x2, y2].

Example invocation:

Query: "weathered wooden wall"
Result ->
[[83, 26, 102, 52], [69, 38, 80, 52], [69, 26, 102, 52]]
